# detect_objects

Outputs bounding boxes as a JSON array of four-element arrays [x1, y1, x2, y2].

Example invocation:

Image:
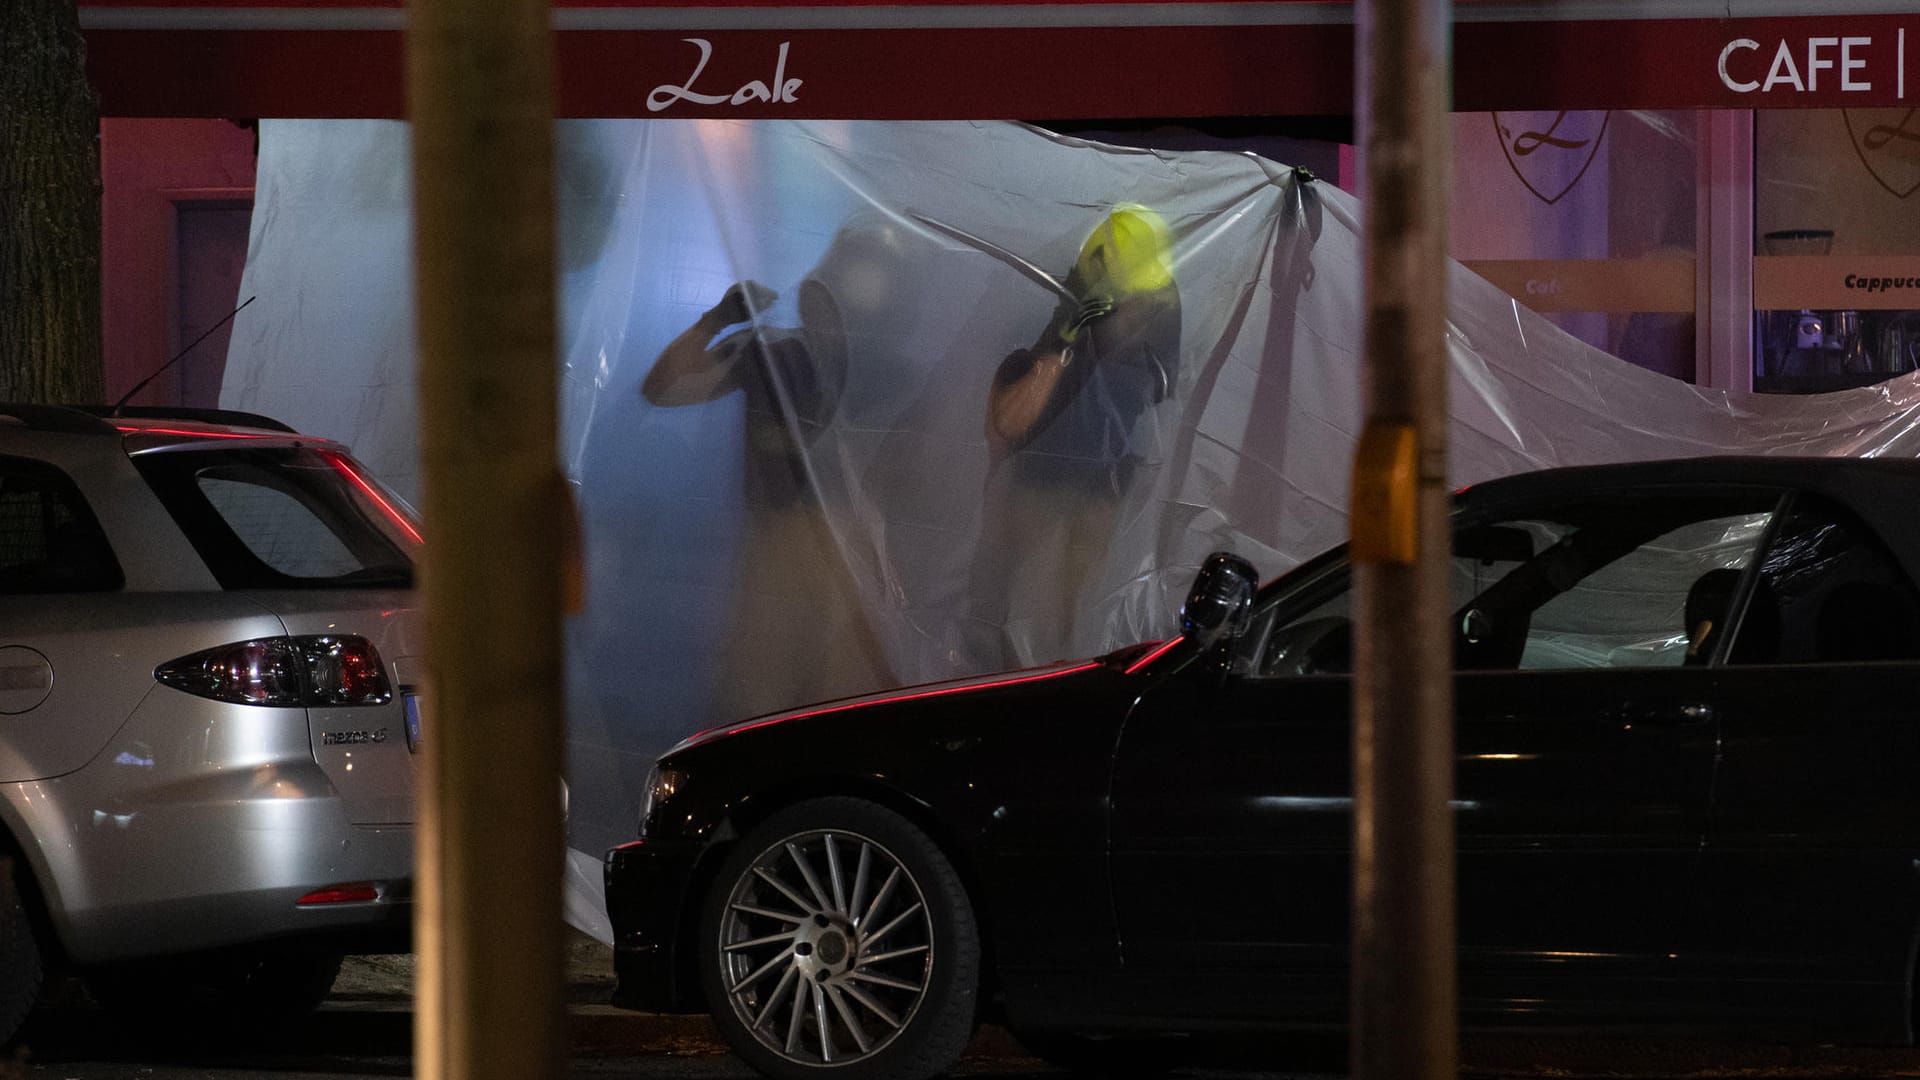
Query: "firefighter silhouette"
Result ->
[[967, 204, 1183, 665], [642, 216, 921, 722]]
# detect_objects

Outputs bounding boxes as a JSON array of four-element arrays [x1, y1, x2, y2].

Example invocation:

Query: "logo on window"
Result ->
[[1844, 108, 1920, 199], [1493, 111, 1612, 206]]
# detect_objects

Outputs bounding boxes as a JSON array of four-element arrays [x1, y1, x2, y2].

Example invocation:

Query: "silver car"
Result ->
[[0, 404, 419, 1040]]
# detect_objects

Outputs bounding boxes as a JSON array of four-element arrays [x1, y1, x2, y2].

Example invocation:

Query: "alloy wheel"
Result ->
[[716, 828, 935, 1067]]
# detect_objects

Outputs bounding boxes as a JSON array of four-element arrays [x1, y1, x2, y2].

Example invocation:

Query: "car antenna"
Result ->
[[110, 294, 258, 415]]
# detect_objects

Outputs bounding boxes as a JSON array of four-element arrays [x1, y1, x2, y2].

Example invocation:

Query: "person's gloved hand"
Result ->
[[1054, 294, 1114, 346], [705, 280, 779, 329]]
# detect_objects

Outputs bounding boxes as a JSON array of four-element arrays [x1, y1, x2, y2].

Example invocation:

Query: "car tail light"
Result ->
[[297, 881, 379, 905], [156, 636, 394, 707]]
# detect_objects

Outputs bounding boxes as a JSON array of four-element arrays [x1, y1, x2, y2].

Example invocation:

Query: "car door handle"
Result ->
[[1607, 702, 1714, 728]]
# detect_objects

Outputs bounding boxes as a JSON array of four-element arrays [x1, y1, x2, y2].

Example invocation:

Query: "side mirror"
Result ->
[[1180, 551, 1259, 651]]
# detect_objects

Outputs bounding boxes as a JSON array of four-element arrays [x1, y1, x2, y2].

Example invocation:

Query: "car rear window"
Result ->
[[133, 446, 417, 590]]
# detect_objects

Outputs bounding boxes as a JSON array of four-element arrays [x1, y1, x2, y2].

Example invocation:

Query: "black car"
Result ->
[[607, 456, 1920, 1080]]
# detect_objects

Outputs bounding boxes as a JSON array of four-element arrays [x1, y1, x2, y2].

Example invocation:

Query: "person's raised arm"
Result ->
[[641, 280, 778, 406], [985, 293, 1111, 451]]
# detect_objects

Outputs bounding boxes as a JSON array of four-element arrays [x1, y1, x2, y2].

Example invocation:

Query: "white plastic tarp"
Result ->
[[224, 119, 1920, 940]]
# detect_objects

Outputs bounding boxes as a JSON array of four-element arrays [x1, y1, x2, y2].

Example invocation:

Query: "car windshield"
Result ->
[[132, 445, 419, 589]]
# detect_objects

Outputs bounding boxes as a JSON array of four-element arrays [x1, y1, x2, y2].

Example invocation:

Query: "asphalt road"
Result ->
[[8, 997, 1333, 1080], [15, 983, 1920, 1080]]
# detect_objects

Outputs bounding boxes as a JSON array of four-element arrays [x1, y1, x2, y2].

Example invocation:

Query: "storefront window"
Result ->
[[1754, 108, 1920, 394], [1453, 110, 1701, 382]]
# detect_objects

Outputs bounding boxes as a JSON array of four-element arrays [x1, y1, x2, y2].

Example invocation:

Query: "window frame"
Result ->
[[131, 446, 415, 591], [1234, 484, 1794, 680], [1721, 488, 1920, 668]]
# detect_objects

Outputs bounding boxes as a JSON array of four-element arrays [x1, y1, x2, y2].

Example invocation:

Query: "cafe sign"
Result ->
[[1717, 32, 1903, 98], [75, 0, 1920, 118]]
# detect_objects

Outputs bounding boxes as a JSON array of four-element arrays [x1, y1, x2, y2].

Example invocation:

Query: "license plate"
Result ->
[[403, 692, 423, 753]]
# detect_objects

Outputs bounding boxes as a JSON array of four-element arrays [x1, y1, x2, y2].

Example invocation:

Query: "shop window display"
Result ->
[[1754, 108, 1920, 394], [1454, 110, 1701, 383]]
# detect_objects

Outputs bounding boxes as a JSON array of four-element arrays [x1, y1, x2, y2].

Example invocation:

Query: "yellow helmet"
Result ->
[[1073, 204, 1173, 296]]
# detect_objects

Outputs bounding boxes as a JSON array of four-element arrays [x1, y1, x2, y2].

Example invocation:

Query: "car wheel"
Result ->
[[0, 856, 45, 1045], [699, 797, 979, 1080]]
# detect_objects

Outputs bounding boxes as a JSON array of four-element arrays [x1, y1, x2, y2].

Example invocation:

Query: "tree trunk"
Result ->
[[0, 0, 104, 406]]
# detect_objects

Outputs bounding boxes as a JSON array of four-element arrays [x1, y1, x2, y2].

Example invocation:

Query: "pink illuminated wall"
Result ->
[[100, 118, 257, 406]]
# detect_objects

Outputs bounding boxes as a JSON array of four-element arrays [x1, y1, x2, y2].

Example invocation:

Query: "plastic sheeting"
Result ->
[[224, 119, 1920, 940]]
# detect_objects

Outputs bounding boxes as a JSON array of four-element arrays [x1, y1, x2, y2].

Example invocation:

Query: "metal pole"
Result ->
[[1694, 109, 1755, 392], [1349, 1, 1455, 1079], [408, 0, 565, 1077]]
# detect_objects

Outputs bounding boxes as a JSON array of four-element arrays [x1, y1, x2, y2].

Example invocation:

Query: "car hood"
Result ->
[[667, 656, 1109, 754]]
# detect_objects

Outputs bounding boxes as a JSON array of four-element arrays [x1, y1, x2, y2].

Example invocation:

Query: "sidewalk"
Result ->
[[328, 932, 1032, 1061], [333, 943, 1920, 1077], [331, 927, 620, 1006]]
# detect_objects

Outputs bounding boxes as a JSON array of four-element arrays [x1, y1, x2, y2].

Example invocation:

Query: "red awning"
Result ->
[[79, 0, 1920, 118]]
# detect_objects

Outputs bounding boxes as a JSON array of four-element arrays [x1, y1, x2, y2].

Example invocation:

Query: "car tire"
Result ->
[[698, 797, 980, 1080], [1014, 1031, 1187, 1078], [0, 856, 45, 1045]]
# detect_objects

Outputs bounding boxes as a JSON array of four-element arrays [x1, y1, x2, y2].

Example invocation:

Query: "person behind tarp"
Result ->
[[967, 204, 1183, 665], [640, 216, 915, 724]]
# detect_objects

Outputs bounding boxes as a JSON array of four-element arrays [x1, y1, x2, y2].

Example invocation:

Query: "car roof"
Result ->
[[75, 405, 297, 433], [0, 403, 322, 451], [1461, 455, 1920, 586]]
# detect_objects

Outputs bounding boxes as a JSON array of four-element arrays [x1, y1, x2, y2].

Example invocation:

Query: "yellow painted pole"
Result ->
[[407, 0, 565, 1076], [1349, 1, 1456, 1079]]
